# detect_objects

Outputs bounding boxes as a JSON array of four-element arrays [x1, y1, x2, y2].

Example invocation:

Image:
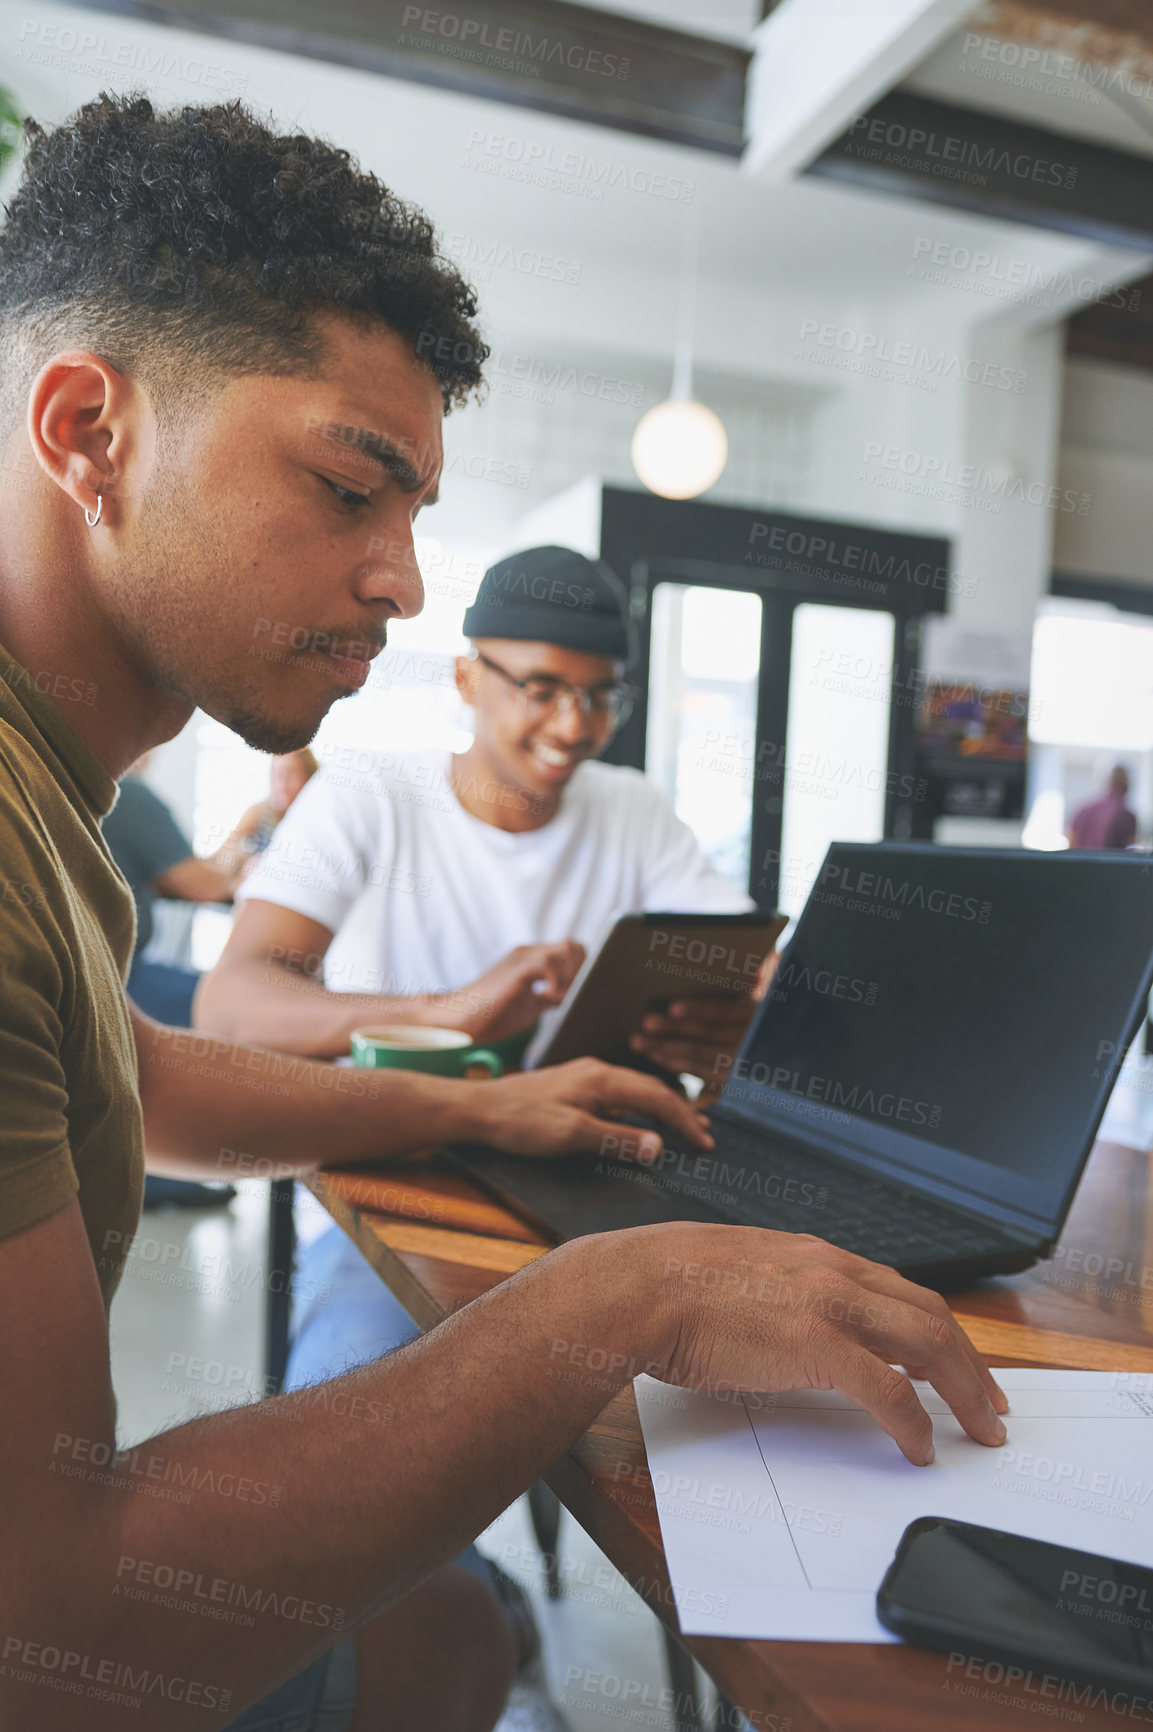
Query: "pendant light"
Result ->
[[631, 209, 728, 501]]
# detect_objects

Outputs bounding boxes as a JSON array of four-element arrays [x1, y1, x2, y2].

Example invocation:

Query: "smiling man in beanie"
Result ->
[[200, 541, 763, 1387], [201, 542, 759, 1074]]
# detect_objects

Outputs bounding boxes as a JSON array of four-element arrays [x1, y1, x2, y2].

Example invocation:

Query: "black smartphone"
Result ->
[[877, 1517, 1153, 1693]]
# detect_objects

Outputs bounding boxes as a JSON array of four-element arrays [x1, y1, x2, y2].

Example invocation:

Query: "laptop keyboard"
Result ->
[[649, 1118, 1017, 1266]]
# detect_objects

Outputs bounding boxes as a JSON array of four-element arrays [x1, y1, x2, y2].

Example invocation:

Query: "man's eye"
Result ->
[[320, 476, 371, 511]]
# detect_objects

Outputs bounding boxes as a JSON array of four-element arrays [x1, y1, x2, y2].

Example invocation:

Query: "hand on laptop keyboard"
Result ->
[[469, 1058, 713, 1162]]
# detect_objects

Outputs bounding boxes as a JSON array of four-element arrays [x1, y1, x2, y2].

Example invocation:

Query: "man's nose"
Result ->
[[360, 534, 424, 620], [548, 695, 595, 741]]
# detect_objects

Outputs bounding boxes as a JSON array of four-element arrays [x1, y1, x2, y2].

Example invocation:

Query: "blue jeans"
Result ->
[[127, 956, 200, 1026], [223, 1637, 357, 1730], [286, 1226, 495, 1593], [227, 1228, 507, 1727], [286, 1224, 423, 1384]]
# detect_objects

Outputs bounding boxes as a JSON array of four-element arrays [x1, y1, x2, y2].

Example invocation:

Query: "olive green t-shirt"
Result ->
[[0, 643, 143, 1313]]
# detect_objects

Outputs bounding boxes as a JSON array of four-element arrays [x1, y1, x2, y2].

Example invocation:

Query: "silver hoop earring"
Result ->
[[84, 493, 102, 529]]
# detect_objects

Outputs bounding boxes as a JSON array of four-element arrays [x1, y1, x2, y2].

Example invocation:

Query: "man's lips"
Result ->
[[527, 741, 589, 776], [322, 636, 385, 690]]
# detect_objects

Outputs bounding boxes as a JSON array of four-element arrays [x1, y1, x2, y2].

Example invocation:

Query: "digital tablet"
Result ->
[[532, 910, 787, 1069]]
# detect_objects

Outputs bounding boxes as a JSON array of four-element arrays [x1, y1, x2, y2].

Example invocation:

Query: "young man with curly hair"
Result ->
[[0, 92, 1007, 1731]]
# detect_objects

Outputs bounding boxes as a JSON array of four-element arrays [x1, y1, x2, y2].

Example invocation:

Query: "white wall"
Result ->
[[1055, 359, 1153, 591]]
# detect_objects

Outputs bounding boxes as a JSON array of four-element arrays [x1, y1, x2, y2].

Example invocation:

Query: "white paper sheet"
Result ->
[[635, 1369, 1153, 1642]]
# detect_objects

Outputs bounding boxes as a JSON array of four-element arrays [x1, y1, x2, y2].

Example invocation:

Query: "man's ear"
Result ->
[[26, 349, 151, 526], [454, 655, 479, 706]]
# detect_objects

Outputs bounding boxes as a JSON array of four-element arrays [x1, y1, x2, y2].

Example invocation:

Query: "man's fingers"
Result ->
[[841, 1258, 1008, 1417], [855, 1293, 1006, 1448], [585, 1122, 664, 1163], [589, 1065, 713, 1150], [815, 1340, 936, 1467], [529, 974, 571, 1008], [752, 951, 779, 1000]]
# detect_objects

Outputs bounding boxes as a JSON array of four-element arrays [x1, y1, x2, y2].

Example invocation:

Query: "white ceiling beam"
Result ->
[[743, 0, 979, 184]]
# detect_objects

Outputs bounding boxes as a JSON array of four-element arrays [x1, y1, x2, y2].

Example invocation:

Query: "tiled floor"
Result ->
[[109, 1183, 710, 1732]]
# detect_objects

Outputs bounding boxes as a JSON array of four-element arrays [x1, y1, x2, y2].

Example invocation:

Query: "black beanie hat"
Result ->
[[462, 546, 635, 663]]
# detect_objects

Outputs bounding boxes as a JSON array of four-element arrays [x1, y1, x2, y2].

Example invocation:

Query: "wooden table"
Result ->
[[305, 1138, 1153, 1731]]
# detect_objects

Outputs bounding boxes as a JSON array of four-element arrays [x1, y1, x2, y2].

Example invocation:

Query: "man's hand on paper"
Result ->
[[458, 940, 586, 1042], [470, 1058, 715, 1162], [644, 1225, 1008, 1466]]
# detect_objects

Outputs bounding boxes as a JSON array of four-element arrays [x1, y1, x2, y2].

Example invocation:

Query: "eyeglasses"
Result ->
[[473, 650, 636, 730]]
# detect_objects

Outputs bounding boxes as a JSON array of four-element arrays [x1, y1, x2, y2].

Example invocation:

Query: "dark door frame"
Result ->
[[596, 487, 950, 908]]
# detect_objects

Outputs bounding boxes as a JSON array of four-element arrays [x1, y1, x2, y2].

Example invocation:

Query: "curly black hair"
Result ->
[[0, 92, 488, 435]]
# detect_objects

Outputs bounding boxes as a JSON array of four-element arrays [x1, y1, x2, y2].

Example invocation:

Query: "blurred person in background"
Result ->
[[1069, 764, 1138, 851], [104, 748, 315, 1204], [231, 744, 319, 857]]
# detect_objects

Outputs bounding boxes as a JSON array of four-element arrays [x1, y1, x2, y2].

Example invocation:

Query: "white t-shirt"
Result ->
[[237, 748, 753, 1001]]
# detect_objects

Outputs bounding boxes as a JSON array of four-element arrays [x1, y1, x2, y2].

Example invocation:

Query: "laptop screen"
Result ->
[[721, 843, 1153, 1236]]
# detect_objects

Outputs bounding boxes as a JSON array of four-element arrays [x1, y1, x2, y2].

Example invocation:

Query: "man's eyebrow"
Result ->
[[522, 669, 618, 687], [318, 424, 440, 503]]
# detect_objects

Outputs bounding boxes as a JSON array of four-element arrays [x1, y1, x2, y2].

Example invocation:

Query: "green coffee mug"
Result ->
[[349, 1024, 503, 1077], [483, 1021, 539, 1072]]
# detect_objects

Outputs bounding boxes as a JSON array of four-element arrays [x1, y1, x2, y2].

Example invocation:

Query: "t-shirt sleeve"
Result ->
[[105, 779, 192, 884], [635, 780, 757, 914], [234, 765, 384, 935], [0, 771, 78, 1243]]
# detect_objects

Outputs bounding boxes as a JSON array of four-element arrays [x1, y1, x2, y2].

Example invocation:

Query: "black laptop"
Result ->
[[450, 842, 1153, 1291]]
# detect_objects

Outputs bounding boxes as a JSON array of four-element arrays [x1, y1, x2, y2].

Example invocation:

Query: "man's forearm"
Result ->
[[133, 1009, 499, 1175], [193, 958, 463, 1058], [22, 1233, 673, 1730]]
